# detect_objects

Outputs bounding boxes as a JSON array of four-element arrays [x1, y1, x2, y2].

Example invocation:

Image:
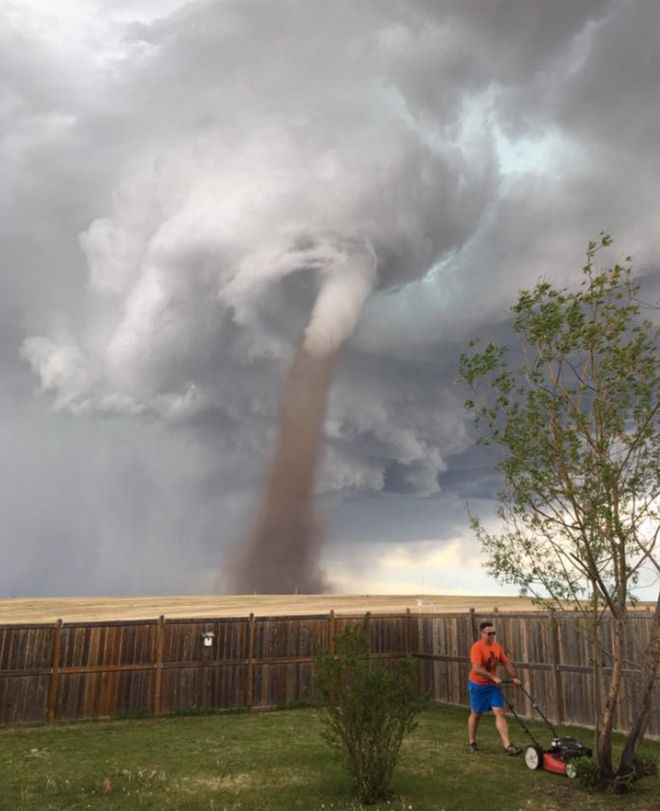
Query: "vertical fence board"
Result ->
[[0, 675, 50, 724], [246, 613, 255, 708], [153, 615, 164, 716], [47, 619, 62, 723]]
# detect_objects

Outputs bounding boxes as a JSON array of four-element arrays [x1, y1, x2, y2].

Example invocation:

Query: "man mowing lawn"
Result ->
[[468, 620, 522, 755]]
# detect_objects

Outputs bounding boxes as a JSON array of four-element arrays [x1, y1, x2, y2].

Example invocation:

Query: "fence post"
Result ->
[[549, 609, 564, 724], [153, 615, 165, 716], [246, 613, 256, 708], [469, 607, 477, 640], [405, 607, 411, 657], [328, 610, 336, 654], [47, 619, 62, 723]]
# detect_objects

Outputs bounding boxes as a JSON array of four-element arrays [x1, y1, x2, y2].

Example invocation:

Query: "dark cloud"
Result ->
[[2, 0, 659, 595]]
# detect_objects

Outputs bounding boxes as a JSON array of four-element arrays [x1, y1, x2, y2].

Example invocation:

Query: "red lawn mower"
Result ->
[[500, 681, 592, 778]]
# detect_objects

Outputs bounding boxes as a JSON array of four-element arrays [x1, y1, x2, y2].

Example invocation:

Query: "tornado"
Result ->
[[228, 249, 376, 593], [230, 345, 336, 593]]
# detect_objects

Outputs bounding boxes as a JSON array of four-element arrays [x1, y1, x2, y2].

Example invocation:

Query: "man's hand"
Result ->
[[492, 676, 503, 685], [511, 677, 522, 687]]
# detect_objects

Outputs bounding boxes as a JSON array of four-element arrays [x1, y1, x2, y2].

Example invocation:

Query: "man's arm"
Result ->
[[471, 664, 502, 684], [502, 658, 522, 686]]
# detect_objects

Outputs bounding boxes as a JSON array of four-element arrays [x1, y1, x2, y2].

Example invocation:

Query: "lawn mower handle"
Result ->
[[495, 682, 542, 748], [499, 680, 558, 738]]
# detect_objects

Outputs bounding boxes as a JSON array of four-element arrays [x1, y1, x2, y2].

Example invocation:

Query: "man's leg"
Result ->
[[493, 707, 512, 748], [468, 711, 480, 745]]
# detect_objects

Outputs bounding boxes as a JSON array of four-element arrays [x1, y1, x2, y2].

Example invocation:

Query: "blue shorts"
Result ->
[[468, 681, 505, 714]]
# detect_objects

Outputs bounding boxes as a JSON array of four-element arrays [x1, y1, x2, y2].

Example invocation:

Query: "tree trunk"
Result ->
[[589, 590, 602, 756], [617, 591, 660, 777], [597, 614, 625, 779]]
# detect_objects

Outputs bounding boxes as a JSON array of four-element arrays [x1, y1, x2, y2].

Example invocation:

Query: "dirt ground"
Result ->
[[0, 593, 548, 624]]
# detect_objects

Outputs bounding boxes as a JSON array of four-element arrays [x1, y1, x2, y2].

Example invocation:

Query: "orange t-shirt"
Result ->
[[469, 639, 510, 684]]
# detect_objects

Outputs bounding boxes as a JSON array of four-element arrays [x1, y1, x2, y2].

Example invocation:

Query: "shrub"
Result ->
[[313, 616, 428, 805], [632, 749, 658, 779], [573, 755, 603, 790], [575, 750, 658, 795], [612, 749, 659, 793]]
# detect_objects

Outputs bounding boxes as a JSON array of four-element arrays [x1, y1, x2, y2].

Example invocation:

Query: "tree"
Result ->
[[457, 235, 660, 787], [313, 616, 427, 804]]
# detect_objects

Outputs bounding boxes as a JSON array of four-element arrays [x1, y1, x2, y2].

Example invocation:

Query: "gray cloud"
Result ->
[[2, 0, 660, 595]]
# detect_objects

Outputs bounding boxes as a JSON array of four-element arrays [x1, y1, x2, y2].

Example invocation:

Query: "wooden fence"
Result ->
[[0, 610, 658, 738]]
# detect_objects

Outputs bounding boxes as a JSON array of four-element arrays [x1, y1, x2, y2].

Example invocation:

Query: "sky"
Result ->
[[2, 0, 660, 598]]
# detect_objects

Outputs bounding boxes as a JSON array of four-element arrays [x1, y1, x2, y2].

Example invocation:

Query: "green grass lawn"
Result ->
[[0, 705, 658, 811]]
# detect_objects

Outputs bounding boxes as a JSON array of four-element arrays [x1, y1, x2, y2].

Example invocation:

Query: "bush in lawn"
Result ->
[[631, 750, 658, 780], [575, 751, 658, 794], [574, 756, 604, 791], [313, 616, 428, 805]]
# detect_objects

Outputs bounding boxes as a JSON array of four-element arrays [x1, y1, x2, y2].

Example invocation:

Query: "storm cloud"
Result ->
[[3, 0, 660, 596]]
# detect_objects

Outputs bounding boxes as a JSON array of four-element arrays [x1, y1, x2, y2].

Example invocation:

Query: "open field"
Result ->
[[0, 704, 658, 810], [0, 593, 550, 624]]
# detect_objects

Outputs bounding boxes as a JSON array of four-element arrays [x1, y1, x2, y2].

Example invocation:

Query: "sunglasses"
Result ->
[[485, 631, 496, 636]]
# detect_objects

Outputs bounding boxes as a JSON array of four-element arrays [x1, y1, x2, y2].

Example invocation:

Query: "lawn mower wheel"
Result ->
[[524, 745, 543, 770]]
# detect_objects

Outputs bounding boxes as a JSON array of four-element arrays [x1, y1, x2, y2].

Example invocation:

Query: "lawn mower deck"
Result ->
[[500, 682, 593, 779], [523, 735, 593, 778]]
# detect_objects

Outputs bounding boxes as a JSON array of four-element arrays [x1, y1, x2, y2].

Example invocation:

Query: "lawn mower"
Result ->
[[499, 681, 592, 778]]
